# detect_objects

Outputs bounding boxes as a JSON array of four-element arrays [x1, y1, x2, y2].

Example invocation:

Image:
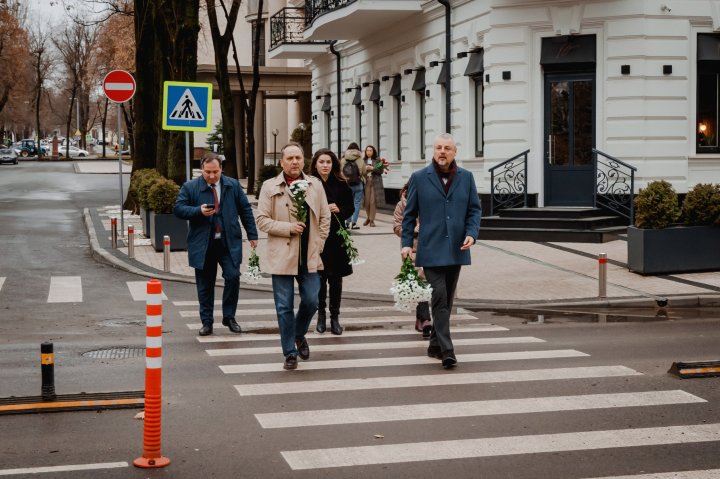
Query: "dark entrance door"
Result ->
[[544, 73, 595, 206]]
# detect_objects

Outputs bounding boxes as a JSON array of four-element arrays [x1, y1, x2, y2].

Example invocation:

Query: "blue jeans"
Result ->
[[348, 183, 364, 225], [271, 265, 321, 358], [195, 239, 240, 325]]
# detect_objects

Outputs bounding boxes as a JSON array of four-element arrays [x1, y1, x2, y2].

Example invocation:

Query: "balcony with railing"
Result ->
[[303, 0, 423, 41], [268, 7, 332, 60]]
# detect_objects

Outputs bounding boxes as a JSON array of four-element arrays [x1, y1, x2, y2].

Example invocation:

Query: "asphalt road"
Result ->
[[1, 161, 720, 478]]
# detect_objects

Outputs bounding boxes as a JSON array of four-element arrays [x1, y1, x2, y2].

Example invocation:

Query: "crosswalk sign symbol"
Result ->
[[162, 81, 212, 132]]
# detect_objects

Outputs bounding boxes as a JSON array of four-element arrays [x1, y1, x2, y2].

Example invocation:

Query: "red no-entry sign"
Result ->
[[103, 70, 136, 103]]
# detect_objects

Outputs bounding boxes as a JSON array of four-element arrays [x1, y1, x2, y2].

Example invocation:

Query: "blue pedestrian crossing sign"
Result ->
[[162, 81, 213, 132]]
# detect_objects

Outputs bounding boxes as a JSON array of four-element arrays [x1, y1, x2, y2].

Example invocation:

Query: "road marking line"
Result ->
[[0, 462, 128, 476], [127, 281, 168, 301], [235, 365, 641, 396], [173, 298, 275, 306], [208, 336, 544, 356], [221, 349, 589, 374], [47, 276, 82, 303], [0, 277, 5, 292], [197, 325, 509, 342], [179, 306, 422, 318], [0, 398, 144, 413], [585, 470, 720, 478], [257, 390, 704, 428], [281, 423, 720, 470], [187, 314, 478, 329]]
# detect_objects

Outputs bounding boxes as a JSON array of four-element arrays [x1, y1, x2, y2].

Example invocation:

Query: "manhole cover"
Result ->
[[82, 347, 145, 359]]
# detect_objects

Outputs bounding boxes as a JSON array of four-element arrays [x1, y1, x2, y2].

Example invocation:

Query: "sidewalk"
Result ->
[[83, 202, 720, 309]]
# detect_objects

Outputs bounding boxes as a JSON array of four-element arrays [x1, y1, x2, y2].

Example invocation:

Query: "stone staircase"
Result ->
[[479, 207, 628, 243]]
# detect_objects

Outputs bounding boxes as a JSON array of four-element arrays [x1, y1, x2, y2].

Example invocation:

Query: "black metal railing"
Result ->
[[270, 7, 319, 50], [305, 0, 357, 29], [593, 148, 637, 225], [489, 149, 529, 216]]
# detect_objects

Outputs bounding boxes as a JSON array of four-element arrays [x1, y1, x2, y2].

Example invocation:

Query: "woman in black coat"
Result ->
[[311, 148, 355, 335]]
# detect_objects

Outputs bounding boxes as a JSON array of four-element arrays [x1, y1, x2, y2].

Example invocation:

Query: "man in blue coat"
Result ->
[[175, 154, 258, 336], [401, 133, 481, 368]]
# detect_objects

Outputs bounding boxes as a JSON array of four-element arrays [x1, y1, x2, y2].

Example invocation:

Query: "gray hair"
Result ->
[[281, 142, 304, 158], [433, 132, 456, 146]]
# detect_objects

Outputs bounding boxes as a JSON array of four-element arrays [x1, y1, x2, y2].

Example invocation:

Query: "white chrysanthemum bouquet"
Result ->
[[242, 248, 262, 284], [390, 256, 433, 313]]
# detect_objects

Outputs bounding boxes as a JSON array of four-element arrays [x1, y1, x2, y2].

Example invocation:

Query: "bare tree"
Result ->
[[0, 1, 32, 143], [28, 28, 53, 157]]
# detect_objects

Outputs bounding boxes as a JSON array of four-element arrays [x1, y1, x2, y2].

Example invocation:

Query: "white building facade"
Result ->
[[268, 0, 720, 211]]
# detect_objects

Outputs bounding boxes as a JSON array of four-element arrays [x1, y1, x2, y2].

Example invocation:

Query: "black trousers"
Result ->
[[318, 272, 343, 319], [423, 265, 462, 353]]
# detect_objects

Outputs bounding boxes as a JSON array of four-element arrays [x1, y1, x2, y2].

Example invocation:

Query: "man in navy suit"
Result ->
[[401, 133, 481, 369]]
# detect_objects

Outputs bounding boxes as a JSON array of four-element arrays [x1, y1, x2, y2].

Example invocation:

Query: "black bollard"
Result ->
[[41, 342, 56, 401]]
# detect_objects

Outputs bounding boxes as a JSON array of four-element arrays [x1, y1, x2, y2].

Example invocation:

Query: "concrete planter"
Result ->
[[627, 225, 720, 274], [139, 207, 151, 238], [149, 212, 188, 252]]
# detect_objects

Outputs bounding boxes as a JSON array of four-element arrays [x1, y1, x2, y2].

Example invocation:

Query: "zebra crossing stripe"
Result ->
[[0, 277, 5, 292], [197, 325, 509, 342], [207, 337, 545, 356], [280, 423, 720, 470], [235, 365, 641, 396], [127, 281, 168, 301], [47, 276, 82, 303], [220, 349, 589, 374], [0, 462, 128, 476], [173, 298, 275, 306], [584, 470, 720, 479], [256, 390, 705, 428], [187, 314, 478, 329], [180, 308, 439, 318]]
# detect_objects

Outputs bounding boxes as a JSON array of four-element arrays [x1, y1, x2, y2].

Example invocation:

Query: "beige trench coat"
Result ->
[[255, 172, 331, 275]]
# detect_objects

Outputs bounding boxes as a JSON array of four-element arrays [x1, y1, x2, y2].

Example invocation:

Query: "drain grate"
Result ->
[[82, 347, 145, 359]]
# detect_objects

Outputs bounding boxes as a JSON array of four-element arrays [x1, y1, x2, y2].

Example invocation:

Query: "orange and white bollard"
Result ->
[[133, 279, 170, 469]]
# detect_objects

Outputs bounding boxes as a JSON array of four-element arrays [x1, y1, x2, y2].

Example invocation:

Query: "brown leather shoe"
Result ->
[[283, 355, 298, 370], [363, 219, 370, 226], [295, 337, 310, 360]]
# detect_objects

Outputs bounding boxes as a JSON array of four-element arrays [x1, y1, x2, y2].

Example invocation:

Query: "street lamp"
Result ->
[[271, 128, 279, 165]]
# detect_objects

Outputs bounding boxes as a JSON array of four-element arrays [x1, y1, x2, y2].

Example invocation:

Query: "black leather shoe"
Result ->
[[295, 337, 310, 360], [330, 318, 343, 335], [316, 312, 326, 333], [442, 351, 457, 369], [283, 355, 298, 370], [422, 323, 432, 339], [427, 345, 442, 360], [198, 324, 213, 336], [222, 317, 242, 334]]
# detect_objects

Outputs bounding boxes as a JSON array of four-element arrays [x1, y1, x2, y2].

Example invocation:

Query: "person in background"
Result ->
[[393, 183, 432, 339], [311, 148, 355, 335], [401, 133, 481, 369], [255, 143, 331, 370], [340, 142, 365, 229], [362, 144, 379, 227], [174, 154, 258, 337]]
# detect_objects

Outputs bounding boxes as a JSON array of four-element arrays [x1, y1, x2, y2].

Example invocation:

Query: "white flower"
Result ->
[[288, 179, 309, 195]]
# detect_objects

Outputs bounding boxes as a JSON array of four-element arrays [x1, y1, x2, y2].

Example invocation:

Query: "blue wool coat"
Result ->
[[174, 175, 258, 270], [401, 163, 482, 267]]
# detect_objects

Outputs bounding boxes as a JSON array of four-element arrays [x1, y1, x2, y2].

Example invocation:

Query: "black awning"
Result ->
[[698, 34, 720, 73], [389, 76, 401, 97], [320, 94, 331, 112], [411, 68, 426, 91], [540, 34, 596, 72], [464, 49, 484, 77], [369, 81, 380, 102], [352, 87, 362, 105], [437, 62, 448, 86]]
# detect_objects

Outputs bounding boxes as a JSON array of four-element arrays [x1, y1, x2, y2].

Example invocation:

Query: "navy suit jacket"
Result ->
[[174, 175, 258, 270], [401, 163, 481, 267]]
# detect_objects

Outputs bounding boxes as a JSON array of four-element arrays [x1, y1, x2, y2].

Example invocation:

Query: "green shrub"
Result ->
[[255, 164, 282, 198], [682, 183, 720, 226], [135, 169, 162, 210], [634, 180, 680, 229], [147, 177, 180, 214]]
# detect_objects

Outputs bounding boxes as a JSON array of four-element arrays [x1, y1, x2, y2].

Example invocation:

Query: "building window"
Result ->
[[419, 92, 425, 158], [252, 21, 266, 67], [697, 34, 720, 153], [474, 77, 484, 156], [394, 96, 401, 161], [325, 111, 331, 149], [356, 104, 362, 145], [374, 100, 380, 153]]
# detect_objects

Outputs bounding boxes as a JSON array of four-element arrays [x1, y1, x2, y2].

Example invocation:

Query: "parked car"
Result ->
[[58, 146, 90, 158], [116, 149, 131, 158], [0, 148, 18, 165], [14, 139, 48, 157]]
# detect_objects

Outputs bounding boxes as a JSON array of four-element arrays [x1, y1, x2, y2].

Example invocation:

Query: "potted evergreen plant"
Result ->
[[628, 180, 720, 274], [147, 177, 188, 252], [131, 169, 161, 236]]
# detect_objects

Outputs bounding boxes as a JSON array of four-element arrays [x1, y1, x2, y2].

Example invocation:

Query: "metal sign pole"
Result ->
[[118, 103, 125, 233], [185, 131, 191, 183]]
